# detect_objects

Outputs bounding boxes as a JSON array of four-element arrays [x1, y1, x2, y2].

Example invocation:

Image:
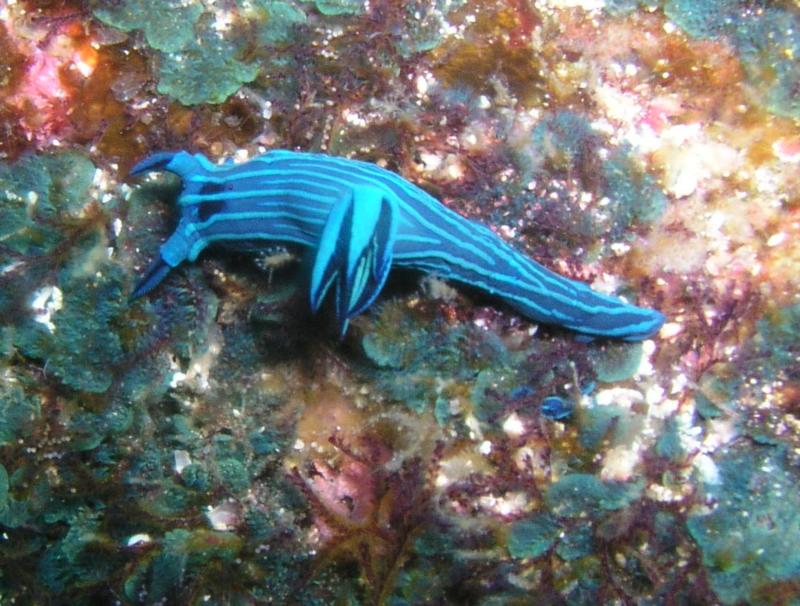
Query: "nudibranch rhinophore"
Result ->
[[130, 150, 664, 341]]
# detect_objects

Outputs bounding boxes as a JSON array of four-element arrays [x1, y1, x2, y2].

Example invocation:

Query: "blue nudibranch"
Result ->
[[130, 150, 664, 341]]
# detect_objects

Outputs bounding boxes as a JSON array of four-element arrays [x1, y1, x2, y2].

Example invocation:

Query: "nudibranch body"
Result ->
[[130, 150, 664, 341]]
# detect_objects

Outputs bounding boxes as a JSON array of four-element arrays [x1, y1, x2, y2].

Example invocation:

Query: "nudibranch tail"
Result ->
[[488, 252, 664, 341], [415, 232, 665, 342]]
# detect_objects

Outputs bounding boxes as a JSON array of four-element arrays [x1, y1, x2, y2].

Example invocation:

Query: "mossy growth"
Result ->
[[156, 17, 260, 106], [304, 0, 365, 16], [0, 380, 41, 446], [361, 299, 527, 419], [687, 445, 800, 605], [662, 0, 739, 39], [545, 473, 643, 518], [92, 0, 204, 53], [0, 152, 95, 257], [250, 0, 308, 47], [508, 512, 561, 559], [528, 112, 666, 239], [122, 528, 243, 603], [394, 0, 467, 57], [590, 341, 644, 383], [752, 303, 800, 379], [13, 258, 126, 393], [601, 146, 667, 231]]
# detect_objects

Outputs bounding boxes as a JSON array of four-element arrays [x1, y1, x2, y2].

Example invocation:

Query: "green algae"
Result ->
[[601, 146, 667, 229], [687, 445, 800, 605], [1, 2, 797, 602], [753, 303, 800, 376], [508, 513, 561, 559], [362, 301, 517, 415], [0, 152, 94, 257], [578, 404, 626, 450], [655, 416, 686, 462], [394, 0, 467, 57], [528, 112, 666, 239], [0, 382, 40, 446], [555, 525, 594, 561], [616, 0, 800, 119], [123, 528, 243, 603], [216, 458, 250, 494], [663, 0, 738, 38], [252, 0, 308, 47], [604, 0, 640, 15], [13, 263, 126, 393], [0, 464, 8, 513], [306, 0, 365, 16], [590, 341, 643, 383], [545, 474, 643, 518], [180, 463, 212, 492], [156, 23, 260, 105], [92, 0, 204, 53]]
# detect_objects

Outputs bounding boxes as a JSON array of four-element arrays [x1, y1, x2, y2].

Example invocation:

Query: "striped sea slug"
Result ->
[[130, 150, 664, 341]]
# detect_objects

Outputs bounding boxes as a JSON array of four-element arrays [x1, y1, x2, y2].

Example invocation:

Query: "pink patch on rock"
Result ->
[[641, 96, 683, 134], [2, 15, 94, 146], [306, 457, 377, 541], [773, 135, 800, 163]]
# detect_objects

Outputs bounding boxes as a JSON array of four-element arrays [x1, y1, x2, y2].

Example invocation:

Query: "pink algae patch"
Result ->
[[1, 13, 98, 151]]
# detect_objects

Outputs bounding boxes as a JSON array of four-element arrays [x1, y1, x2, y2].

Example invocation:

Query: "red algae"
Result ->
[[432, 1, 549, 107]]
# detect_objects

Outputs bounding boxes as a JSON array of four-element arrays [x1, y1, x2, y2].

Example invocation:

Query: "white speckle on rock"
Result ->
[[30, 285, 63, 333], [206, 501, 239, 531], [693, 453, 721, 485], [502, 413, 525, 437], [126, 533, 152, 547], [594, 387, 643, 409], [174, 450, 191, 474]]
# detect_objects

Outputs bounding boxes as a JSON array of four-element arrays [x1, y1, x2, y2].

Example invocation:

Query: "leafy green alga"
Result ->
[[92, 0, 204, 53], [305, 0, 364, 16], [508, 513, 561, 559], [545, 474, 643, 518], [157, 25, 260, 105], [252, 0, 307, 46]]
